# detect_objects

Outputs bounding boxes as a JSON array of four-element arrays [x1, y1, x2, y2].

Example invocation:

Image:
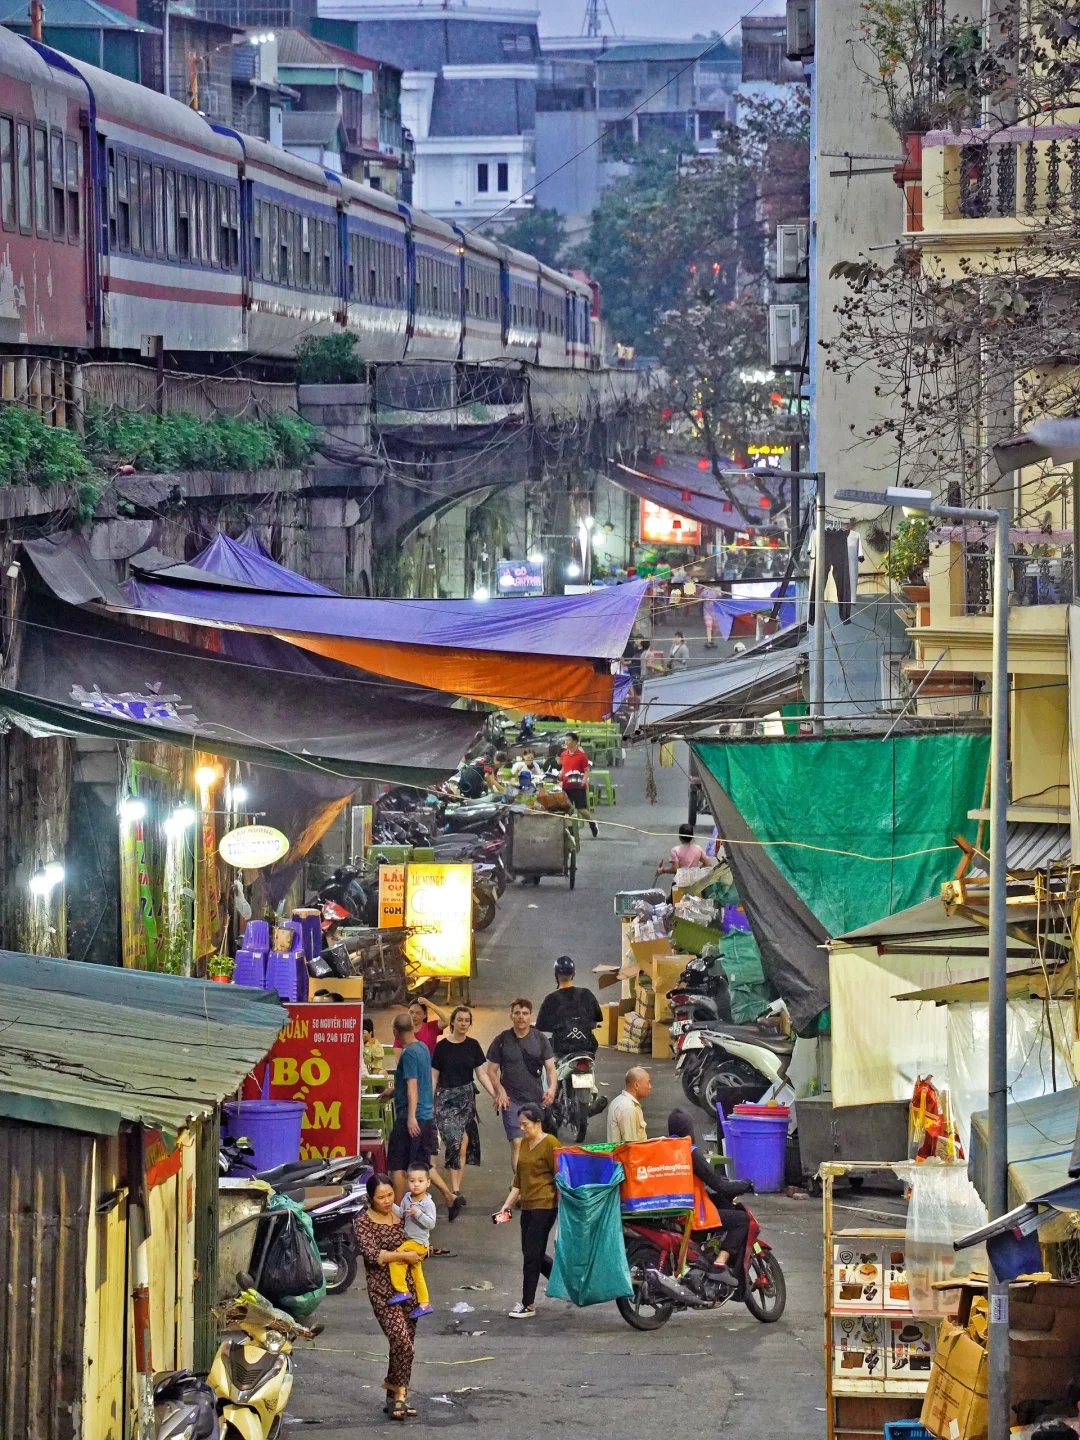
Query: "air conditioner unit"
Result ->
[[786, 0, 814, 59], [775, 222, 809, 280], [768, 304, 802, 367]]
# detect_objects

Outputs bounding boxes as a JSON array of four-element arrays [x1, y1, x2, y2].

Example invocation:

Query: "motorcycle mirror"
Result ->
[[236, 1270, 255, 1290], [235, 1137, 254, 1153], [310, 1323, 325, 1337]]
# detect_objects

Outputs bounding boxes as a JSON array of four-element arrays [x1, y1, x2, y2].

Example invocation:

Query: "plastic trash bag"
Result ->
[[902, 1161, 988, 1318], [258, 1191, 326, 1316], [547, 1166, 633, 1307]]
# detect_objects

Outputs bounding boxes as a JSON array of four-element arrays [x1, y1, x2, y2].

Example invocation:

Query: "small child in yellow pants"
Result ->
[[389, 1165, 436, 1319]]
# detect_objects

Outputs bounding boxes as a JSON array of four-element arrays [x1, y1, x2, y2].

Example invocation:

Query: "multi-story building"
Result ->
[[0, 0, 157, 83], [275, 27, 410, 194], [592, 38, 740, 154], [315, 2, 537, 225]]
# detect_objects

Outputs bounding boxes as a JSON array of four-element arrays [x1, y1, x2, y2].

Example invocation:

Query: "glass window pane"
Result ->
[[16, 122, 30, 230], [141, 162, 152, 252], [209, 183, 219, 266], [0, 119, 13, 229], [65, 135, 79, 240], [128, 157, 140, 252], [153, 166, 164, 256], [165, 169, 176, 258], [34, 127, 47, 233]]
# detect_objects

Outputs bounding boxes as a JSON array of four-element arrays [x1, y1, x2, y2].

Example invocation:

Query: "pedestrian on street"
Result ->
[[432, 1005, 497, 1220], [354, 1173, 422, 1421], [559, 731, 598, 837], [657, 823, 716, 877], [606, 1066, 652, 1143], [393, 998, 445, 1057], [668, 631, 691, 671], [495, 1103, 560, 1320], [486, 998, 557, 1167], [386, 1012, 455, 1207]]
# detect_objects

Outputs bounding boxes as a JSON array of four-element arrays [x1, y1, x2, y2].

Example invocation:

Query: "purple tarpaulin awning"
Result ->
[[190, 533, 335, 595], [113, 578, 651, 660]]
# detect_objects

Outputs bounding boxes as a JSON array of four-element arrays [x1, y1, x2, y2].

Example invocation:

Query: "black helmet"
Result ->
[[553, 955, 576, 979]]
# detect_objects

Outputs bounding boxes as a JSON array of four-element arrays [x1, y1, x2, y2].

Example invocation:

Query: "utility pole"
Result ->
[[581, 0, 616, 38], [811, 471, 826, 736]]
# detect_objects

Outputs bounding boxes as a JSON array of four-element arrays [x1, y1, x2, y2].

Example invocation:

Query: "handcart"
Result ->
[[508, 806, 578, 889]]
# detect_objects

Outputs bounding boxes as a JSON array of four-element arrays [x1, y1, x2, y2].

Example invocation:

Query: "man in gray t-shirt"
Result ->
[[486, 998, 557, 1165]]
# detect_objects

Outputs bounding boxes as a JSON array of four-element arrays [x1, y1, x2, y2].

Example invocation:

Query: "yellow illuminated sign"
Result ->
[[379, 863, 406, 928], [404, 863, 473, 978], [746, 444, 788, 456]]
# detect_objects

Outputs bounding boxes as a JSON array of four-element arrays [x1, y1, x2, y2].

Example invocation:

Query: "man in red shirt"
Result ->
[[559, 732, 598, 837]]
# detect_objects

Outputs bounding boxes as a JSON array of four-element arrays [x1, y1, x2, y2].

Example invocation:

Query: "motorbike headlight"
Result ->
[[264, 1331, 285, 1353]]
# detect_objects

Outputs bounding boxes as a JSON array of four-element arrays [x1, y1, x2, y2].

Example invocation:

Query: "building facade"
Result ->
[[315, 2, 538, 225]]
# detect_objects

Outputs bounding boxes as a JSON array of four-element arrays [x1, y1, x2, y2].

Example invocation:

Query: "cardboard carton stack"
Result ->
[[920, 1277, 1080, 1440], [593, 926, 694, 1061]]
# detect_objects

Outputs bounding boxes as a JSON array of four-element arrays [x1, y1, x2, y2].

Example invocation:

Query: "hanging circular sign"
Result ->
[[219, 825, 290, 869]]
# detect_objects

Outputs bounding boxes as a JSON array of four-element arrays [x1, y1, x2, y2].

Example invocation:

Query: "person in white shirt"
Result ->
[[606, 1067, 652, 1143]]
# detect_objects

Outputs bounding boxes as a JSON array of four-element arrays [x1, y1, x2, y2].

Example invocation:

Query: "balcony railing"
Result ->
[[962, 543, 1073, 611], [956, 129, 1080, 219]]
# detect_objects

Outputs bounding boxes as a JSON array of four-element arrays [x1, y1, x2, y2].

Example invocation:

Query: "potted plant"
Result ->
[[209, 954, 235, 984], [882, 516, 931, 588]]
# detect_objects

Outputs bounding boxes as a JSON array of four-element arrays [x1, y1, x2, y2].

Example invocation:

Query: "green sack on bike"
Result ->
[[547, 1166, 633, 1307]]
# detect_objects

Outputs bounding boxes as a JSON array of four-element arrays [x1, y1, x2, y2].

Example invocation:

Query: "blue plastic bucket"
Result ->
[[223, 1099, 306, 1175], [719, 1108, 789, 1192]]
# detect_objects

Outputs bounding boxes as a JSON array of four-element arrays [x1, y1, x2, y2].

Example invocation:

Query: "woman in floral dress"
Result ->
[[354, 1173, 420, 1419]]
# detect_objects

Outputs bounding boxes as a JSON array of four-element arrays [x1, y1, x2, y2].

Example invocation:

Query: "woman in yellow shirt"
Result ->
[[495, 1104, 559, 1320]]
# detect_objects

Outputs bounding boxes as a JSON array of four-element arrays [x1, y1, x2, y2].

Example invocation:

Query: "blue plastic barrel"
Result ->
[[223, 1099, 306, 1175], [719, 1107, 789, 1193]]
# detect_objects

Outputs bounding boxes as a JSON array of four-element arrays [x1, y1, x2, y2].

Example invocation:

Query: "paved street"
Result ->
[[291, 743, 837, 1438]]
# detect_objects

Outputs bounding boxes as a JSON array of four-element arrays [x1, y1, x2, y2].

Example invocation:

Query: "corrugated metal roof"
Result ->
[[352, 15, 539, 71], [0, 0, 156, 28], [277, 26, 376, 71], [967, 821, 1071, 875], [0, 953, 284, 1137], [595, 40, 735, 63]]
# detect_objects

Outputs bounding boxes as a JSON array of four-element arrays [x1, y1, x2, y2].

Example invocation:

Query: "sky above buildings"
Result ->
[[349, 0, 785, 41]]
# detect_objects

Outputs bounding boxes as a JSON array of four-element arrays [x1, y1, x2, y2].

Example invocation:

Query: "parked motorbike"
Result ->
[[675, 1003, 794, 1119], [472, 865, 499, 931], [209, 1276, 321, 1439], [617, 1203, 786, 1331], [154, 1370, 219, 1440], [667, 955, 733, 1033], [549, 1051, 604, 1142]]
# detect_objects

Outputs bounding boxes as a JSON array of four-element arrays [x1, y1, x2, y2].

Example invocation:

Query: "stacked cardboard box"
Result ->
[[617, 1011, 651, 1053]]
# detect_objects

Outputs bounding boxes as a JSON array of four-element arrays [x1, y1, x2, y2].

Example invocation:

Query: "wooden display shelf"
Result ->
[[822, 1162, 929, 1440]]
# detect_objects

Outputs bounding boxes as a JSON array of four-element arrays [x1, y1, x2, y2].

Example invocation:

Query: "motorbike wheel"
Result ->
[[617, 1240, 675, 1331], [473, 890, 497, 932], [679, 1053, 707, 1107], [573, 1092, 590, 1144], [323, 1243, 358, 1296], [699, 1058, 766, 1118], [743, 1249, 787, 1323], [494, 867, 507, 898]]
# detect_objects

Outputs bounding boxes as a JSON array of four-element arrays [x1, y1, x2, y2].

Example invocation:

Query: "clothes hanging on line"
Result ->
[[808, 528, 853, 624]]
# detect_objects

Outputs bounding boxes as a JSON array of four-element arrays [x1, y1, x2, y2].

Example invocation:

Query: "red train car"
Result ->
[[0, 27, 90, 348]]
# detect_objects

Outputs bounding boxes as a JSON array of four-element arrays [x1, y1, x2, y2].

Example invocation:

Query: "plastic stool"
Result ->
[[244, 920, 270, 950], [590, 769, 616, 806]]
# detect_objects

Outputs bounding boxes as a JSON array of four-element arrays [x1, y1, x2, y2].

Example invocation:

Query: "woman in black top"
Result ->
[[432, 1006, 497, 1220], [668, 1107, 752, 1289]]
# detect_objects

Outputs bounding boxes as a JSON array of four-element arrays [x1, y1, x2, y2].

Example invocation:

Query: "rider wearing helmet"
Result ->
[[536, 956, 603, 1058]]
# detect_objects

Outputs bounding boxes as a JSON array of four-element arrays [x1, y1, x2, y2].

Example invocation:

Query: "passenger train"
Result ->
[[0, 26, 600, 367]]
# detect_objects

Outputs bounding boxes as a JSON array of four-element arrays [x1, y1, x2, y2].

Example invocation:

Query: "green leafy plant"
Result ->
[[0, 404, 97, 488], [84, 403, 317, 473], [208, 953, 234, 978], [295, 333, 366, 385], [882, 516, 930, 582]]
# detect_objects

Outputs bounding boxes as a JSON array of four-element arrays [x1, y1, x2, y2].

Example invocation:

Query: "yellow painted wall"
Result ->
[[83, 1136, 127, 1440], [1012, 671, 1069, 812]]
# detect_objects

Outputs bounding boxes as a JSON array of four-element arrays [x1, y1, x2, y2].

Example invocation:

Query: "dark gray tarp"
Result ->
[[23, 533, 130, 607], [8, 598, 481, 784], [694, 759, 830, 1034]]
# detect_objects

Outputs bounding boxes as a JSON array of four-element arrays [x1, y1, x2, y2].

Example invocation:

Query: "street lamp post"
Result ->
[[837, 485, 1010, 1440]]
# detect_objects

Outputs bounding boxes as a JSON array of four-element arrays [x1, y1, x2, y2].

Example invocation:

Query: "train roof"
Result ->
[[232, 131, 336, 193], [36, 40, 241, 163], [462, 230, 502, 264], [339, 173, 408, 224], [539, 260, 591, 295], [0, 26, 94, 101]]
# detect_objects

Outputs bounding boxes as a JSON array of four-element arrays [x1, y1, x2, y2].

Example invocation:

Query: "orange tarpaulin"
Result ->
[[277, 631, 616, 721]]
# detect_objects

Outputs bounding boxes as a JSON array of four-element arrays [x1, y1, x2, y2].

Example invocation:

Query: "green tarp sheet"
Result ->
[[548, 1169, 633, 1307], [694, 732, 989, 938]]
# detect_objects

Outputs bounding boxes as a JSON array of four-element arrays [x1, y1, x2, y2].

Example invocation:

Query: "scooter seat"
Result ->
[[256, 1159, 325, 1185], [707, 1024, 793, 1056]]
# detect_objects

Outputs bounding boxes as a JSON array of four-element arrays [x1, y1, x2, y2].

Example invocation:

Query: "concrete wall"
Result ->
[[414, 141, 532, 221], [812, 0, 910, 508], [534, 109, 602, 222]]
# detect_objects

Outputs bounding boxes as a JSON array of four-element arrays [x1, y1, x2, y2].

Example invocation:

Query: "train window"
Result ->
[[67, 136, 80, 242], [49, 131, 65, 239], [129, 158, 141, 254], [395, 247, 403, 302], [165, 169, 177, 259], [116, 153, 130, 251], [177, 173, 189, 261], [33, 127, 47, 235], [497, 162, 508, 193], [288, 210, 297, 286], [226, 188, 238, 271], [208, 184, 219, 267], [252, 200, 263, 278], [140, 161, 152, 255], [0, 118, 12, 231], [300, 215, 311, 287], [153, 166, 164, 257], [346, 233, 356, 299], [16, 122, 30, 233], [196, 179, 208, 265], [477, 162, 489, 194], [268, 205, 278, 282], [106, 148, 116, 247], [367, 239, 376, 302]]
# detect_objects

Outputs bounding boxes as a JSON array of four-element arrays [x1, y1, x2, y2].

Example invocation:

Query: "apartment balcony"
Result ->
[[912, 124, 1080, 277]]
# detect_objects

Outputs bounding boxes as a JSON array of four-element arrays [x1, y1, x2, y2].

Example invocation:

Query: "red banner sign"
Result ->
[[246, 1003, 364, 1160]]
